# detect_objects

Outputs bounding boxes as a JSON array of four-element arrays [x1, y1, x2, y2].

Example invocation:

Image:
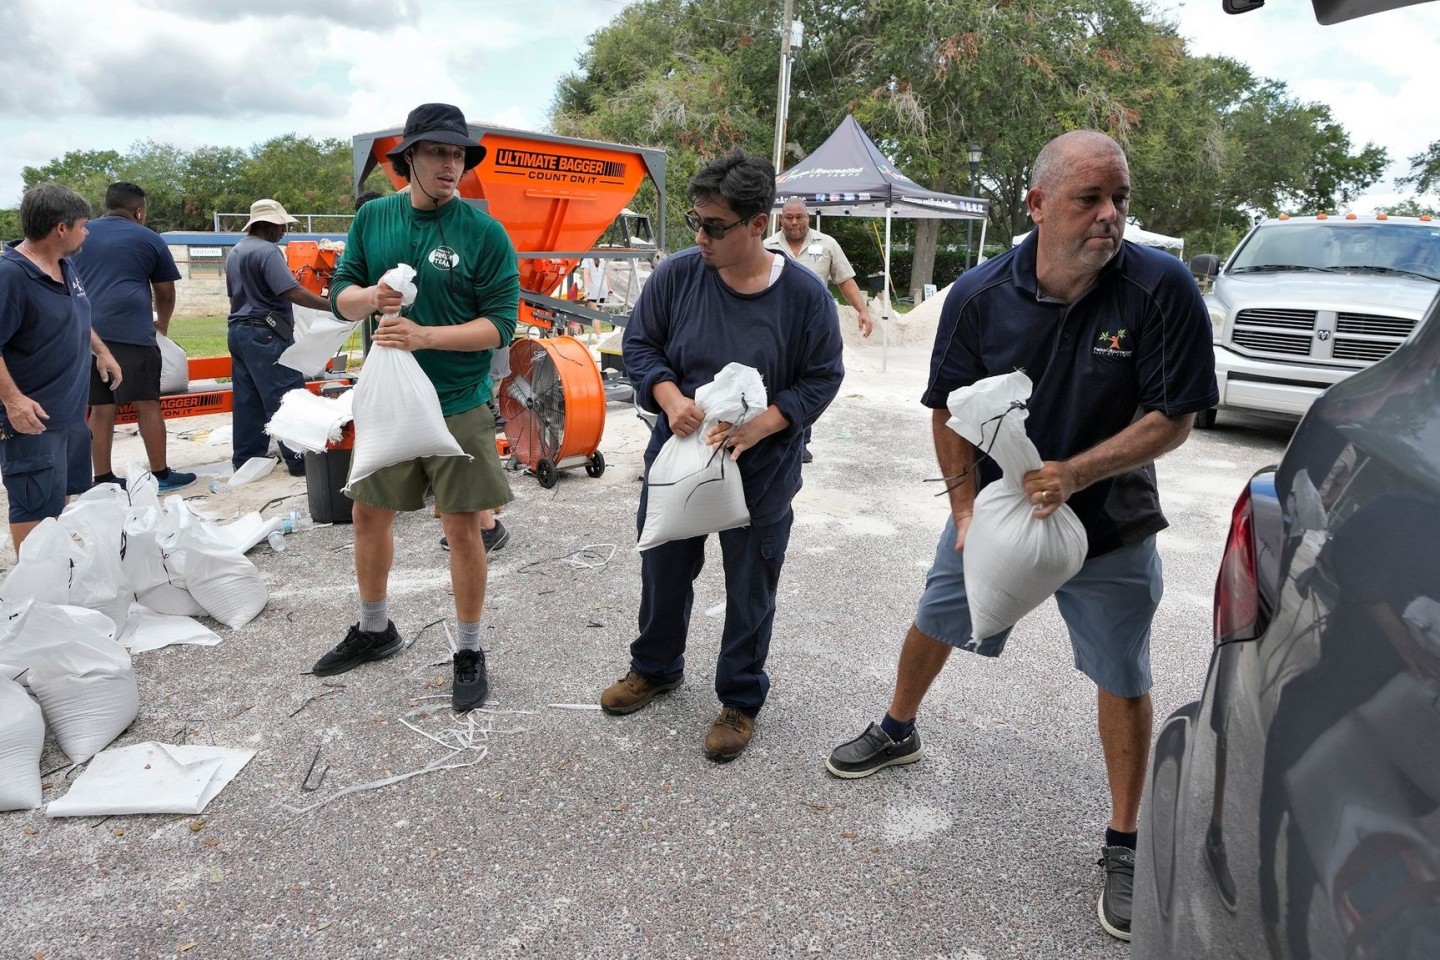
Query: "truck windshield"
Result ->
[[1229, 223, 1440, 281]]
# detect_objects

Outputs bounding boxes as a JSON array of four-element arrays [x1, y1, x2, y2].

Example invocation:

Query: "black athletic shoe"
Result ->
[[801, 446, 814, 464], [452, 649, 488, 712], [311, 621, 404, 676], [440, 520, 509, 553], [825, 722, 923, 778], [1097, 844, 1136, 941]]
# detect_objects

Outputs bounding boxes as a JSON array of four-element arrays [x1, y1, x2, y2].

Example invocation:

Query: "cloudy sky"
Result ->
[[1, 0, 1436, 211]]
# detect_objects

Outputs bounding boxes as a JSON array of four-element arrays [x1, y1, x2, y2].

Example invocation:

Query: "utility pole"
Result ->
[[771, 0, 797, 173]]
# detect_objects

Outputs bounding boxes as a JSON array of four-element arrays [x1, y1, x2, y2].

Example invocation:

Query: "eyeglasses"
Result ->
[[684, 210, 754, 239]]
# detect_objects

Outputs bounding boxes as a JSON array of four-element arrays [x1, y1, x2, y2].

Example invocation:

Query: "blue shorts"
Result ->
[[0, 420, 93, 523], [913, 515, 1161, 697]]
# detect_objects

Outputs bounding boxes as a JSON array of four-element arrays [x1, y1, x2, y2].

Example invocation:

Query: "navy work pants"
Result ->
[[629, 507, 794, 716], [227, 322, 305, 472]]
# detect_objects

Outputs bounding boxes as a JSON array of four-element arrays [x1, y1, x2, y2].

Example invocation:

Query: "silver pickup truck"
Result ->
[[1192, 214, 1440, 428]]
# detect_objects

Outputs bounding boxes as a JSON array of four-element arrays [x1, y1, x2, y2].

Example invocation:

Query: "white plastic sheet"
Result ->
[[946, 371, 1088, 644], [118, 605, 222, 654], [47, 742, 255, 818], [279, 308, 361, 377], [266, 389, 354, 455], [637, 363, 767, 551], [0, 676, 45, 811]]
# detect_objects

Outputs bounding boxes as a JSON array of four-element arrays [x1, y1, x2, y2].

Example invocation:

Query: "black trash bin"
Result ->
[[305, 447, 353, 524]]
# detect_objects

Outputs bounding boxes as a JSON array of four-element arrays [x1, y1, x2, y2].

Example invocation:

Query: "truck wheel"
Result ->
[[1195, 407, 1217, 430]]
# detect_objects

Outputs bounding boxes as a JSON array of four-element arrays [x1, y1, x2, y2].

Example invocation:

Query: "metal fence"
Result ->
[[213, 212, 356, 234]]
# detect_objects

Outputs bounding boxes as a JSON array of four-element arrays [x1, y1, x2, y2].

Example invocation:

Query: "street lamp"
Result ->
[[965, 143, 983, 271]]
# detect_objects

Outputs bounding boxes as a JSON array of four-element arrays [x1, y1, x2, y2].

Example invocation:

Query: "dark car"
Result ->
[[1132, 262, 1440, 958]]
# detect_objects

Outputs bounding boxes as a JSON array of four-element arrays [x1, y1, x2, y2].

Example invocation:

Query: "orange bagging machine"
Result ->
[[350, 124, 667, 486]]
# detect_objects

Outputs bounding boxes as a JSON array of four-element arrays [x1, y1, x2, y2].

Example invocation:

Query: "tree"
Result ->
[[1397, 139, 1440, 197]]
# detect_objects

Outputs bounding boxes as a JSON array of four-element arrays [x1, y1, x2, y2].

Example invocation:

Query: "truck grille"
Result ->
[[1232, 308, 1415, 366]]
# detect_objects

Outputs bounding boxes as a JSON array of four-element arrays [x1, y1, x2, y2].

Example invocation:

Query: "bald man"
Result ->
[[824, 130, 1218, 941]]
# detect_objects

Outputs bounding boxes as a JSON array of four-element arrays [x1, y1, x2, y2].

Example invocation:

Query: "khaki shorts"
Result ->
[[347, 403, 513, 514]]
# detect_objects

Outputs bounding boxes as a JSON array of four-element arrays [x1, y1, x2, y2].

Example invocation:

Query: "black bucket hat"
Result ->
[[386, 103, 486, 171]]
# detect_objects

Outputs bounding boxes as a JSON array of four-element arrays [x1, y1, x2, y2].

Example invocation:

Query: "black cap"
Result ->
[[385, 103, 486, 171]]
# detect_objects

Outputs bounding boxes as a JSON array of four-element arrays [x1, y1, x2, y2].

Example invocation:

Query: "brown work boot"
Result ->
[[704, 707, 755, 762], [600, 669, 683, 715]]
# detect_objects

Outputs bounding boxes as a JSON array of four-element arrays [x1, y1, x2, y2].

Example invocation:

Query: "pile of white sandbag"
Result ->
[[2, 466, 274, 630], [0, 466, 283, 810]]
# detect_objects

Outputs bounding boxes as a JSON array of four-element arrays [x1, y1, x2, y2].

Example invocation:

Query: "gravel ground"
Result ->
[[0, 337, 1295, 960]]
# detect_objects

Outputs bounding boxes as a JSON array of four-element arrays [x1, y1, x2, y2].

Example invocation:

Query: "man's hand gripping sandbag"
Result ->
[[344, 264, 469, 492], [947, 371, 1087, 644], [637, 363, 768, 551]]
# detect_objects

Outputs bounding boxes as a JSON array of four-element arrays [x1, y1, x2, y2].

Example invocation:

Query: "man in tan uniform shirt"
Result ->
[[765, 199, 874, 339]]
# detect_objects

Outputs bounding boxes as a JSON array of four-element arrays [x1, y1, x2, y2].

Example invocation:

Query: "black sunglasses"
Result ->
[[684, 210, 755, 239]]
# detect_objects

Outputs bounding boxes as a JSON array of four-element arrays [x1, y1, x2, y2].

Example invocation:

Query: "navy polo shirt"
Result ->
[[0, 245, 94, 430], [924, 232, 1218, 557], [71, 215, 181, 345]]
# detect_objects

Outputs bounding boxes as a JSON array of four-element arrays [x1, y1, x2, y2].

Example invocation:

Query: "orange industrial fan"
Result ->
[[499, 336, 606, 487]]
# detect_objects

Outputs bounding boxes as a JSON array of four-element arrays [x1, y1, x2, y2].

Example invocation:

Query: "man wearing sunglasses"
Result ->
[[602, 149, 844, 761]]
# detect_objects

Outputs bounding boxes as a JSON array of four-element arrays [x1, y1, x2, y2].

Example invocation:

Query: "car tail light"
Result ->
[[1214, 485, 1264, 643]]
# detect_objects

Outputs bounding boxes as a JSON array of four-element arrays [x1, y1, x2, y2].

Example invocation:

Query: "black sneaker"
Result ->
[[1097, 844, 1136, 941], [453, 649, 488, 712], [825, 722, 922, 778], [440, 520, 510, 553], [801, 445, 814, 464], [311, 621, 404, 676]]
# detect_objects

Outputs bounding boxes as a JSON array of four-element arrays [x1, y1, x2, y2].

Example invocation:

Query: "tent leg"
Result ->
[[881, 209, 892, 373], [977, 218, 989, 266]]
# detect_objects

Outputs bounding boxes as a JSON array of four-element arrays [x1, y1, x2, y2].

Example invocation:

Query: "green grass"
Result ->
[[167, 314, 229, 358]]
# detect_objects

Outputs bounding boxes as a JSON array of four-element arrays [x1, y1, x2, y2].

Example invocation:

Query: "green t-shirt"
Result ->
[[330, 192, 520, 416]]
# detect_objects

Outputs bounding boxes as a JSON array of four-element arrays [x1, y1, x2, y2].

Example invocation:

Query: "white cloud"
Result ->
[[1160, 0, 1440, 207], [1, 0, 1433, 212]]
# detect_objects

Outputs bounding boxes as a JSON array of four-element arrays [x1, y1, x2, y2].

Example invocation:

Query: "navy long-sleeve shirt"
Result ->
[[624, 247, 844, 525]]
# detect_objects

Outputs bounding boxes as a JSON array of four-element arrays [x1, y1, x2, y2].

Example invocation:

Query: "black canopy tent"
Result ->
[[773, 116, 989, 364]]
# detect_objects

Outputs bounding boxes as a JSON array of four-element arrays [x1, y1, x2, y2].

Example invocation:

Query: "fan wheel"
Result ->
[[535, 458, 559, 488], [585, 451, 606, 478]]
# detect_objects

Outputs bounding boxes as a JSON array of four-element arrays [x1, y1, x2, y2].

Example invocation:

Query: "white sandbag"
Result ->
[[55, 499, 135, 634], [0, 676, 45, 811], [946, 371, 1088, 643], [177, 534, 267, 629], [345, 264, 468, 491], [1, 509, 134, 635], [156, 332, 189, 395], [47, 742, 255, 818], [266, 388, 354, 455], [637, 363, 767, 551], [279, 308, 361, 377], [0, 520, 71, 606], [0, 601, 137, 764]]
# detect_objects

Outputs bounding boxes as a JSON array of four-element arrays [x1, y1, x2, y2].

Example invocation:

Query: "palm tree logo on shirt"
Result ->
[[1094, 329, 1132, 359]]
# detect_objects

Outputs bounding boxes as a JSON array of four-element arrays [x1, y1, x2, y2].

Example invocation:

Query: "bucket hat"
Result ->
[[240, 198, 298, 231], [386, 103, 486, 171]]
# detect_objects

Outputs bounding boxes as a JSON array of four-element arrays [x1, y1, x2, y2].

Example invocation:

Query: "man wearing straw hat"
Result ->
[[224, 197, 332, 477]]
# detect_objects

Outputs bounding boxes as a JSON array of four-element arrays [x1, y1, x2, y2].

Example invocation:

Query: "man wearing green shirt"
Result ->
[[311, 103, 519, 713]]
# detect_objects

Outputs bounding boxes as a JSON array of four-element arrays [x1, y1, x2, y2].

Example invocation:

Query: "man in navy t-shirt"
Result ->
[[601, 149, 844, 761], [0, 183, 123, 552], [73, 181, 193, 492], [825, 131, 1218, 941]]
